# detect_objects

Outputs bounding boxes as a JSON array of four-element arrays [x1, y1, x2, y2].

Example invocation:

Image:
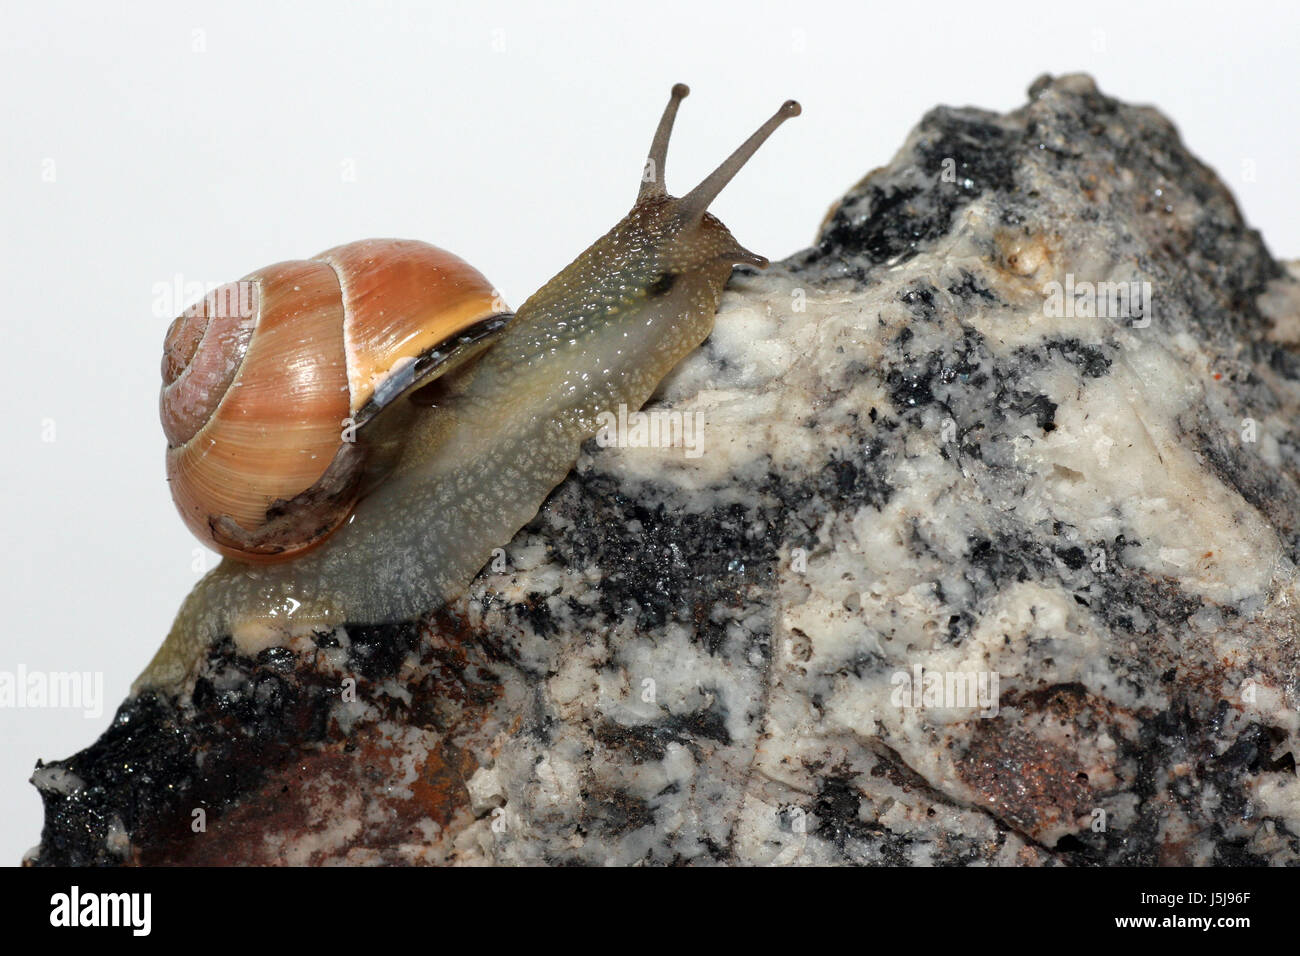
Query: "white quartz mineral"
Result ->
[[31, 74, 1300, 866]]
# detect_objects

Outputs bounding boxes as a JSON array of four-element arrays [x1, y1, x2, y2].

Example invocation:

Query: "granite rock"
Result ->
[[29, 74, 1300, 866]]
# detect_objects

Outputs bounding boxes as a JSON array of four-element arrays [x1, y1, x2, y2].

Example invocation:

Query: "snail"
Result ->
[[141, 85, 800, 690]]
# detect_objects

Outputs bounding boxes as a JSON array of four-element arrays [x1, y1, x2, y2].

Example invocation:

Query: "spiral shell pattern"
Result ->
[[161, 239, 504, 561]]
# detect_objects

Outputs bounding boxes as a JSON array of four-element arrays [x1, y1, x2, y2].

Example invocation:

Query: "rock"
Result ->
[[28, 74, 1300, 866]]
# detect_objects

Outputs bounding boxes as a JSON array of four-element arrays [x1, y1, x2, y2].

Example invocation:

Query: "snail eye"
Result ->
[[647, 271, 677, 297]]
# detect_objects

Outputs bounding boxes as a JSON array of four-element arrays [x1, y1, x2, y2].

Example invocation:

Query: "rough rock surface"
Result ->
[[29, 74, 1300, 866]]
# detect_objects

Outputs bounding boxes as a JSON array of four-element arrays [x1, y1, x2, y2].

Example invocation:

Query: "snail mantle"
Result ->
[[29, 74, 1300, 866]]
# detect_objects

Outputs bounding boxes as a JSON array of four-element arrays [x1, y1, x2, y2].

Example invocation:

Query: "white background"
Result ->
[[1, 0, 1296, 865]]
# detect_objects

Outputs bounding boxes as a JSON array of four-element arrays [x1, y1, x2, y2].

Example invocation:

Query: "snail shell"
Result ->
[[160, 239, 509, 562]]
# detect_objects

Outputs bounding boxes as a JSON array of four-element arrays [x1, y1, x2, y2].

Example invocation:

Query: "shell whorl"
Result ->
[[160, 284, 256, 447], [161, 239, 505, 561]]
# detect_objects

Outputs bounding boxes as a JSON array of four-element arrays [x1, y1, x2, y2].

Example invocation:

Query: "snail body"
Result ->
[[140, 87, 799, 690]]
